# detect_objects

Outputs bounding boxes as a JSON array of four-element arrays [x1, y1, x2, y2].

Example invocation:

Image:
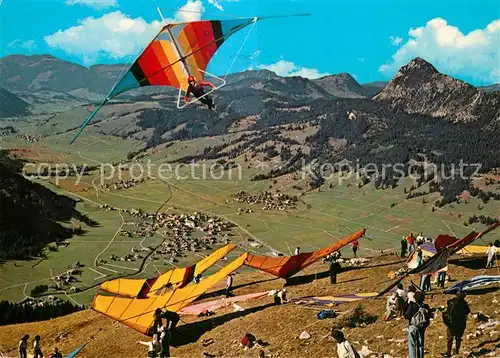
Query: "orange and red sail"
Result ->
[[244, 228, 366, 278]]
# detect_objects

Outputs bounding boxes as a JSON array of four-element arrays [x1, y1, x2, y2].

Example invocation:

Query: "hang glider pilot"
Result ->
[[184, 75, 216, 109]]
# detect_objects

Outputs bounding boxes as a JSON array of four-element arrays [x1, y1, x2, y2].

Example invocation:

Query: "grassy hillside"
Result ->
[[0, 255, 498, 357], [0, 125, 498, 305]]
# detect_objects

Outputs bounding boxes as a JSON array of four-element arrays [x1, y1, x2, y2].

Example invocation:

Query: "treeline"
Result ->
[[137, 106, 235, 147], [173, 130, 298, 165], [468, 215, 499, 226], [468, 187, 500, 203], [0, 151, 87, 259], [304, 98, 500, 196], [0, 300, 83, 326]]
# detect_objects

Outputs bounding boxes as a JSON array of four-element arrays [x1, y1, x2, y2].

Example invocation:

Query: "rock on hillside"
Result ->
[[374, 57, 500, 130], [314, 73, 366, 98], [0, 88, 30, 118]]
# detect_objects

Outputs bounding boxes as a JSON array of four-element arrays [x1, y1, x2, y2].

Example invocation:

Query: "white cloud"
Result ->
[[208, 0, 224, 11], [8, 39, 37, 52], [175, 0, 204, 22], [380, 17, 500, 82], [65, 0, 118, 9], [45, 11, 162, 64], [389, 35, 403, 46], [44, 1, 204, 65], [258, 60, 329, 79]]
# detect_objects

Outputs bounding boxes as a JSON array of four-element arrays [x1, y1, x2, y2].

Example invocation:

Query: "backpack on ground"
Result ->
[[410, 304, 430, 329], [316, 309, 337, 319]]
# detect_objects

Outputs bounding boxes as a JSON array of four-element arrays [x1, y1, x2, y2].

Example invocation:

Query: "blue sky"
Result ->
[[1, 0, 499, 85]]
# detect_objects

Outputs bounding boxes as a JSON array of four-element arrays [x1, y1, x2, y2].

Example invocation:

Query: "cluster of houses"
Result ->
[[102, 210, 235, 266], [16, 133, 42, 142], [100, 178, 145, 191], [232, 190, 298, 211], [50, 262, 83, 292]]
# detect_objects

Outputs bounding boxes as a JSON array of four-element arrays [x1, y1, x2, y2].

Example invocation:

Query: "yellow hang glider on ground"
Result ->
[[100, 244, 236, 298], [93, 253, 248, 335], [92, 229, 366, 335]]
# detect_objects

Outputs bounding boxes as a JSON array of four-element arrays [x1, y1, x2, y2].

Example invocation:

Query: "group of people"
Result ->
[[18, 335, 62, 358], [139, 308, 180, 357], [383, 283, 471, 358], [402, 232, 498, 270], [400, 232, 429, 258]]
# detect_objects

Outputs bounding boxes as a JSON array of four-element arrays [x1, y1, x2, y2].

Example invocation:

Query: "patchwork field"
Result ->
[[1, 121, 498, 305]]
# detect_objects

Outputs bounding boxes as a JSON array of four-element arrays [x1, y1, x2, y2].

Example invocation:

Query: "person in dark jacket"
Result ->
[[404, 292, 430, 358], [18, 335, 29, 358], [443, 290, 471, 357], [50, 347, 62, 358], [184, 75, 216, 109], [329, 251, 342, 284], [152, 308, 180, 337], [401, 237, 408, 258], [152, 308, 163, 336], [162, 309, 180, 334]]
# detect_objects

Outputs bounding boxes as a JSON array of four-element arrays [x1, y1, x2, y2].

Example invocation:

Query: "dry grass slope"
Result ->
[[1, 254, 499, 358]]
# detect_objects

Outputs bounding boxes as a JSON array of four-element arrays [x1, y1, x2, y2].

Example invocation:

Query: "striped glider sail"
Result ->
[[70, 18, 257, 144]]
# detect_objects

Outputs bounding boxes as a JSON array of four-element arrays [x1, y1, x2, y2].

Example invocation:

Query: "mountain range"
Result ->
[[1, 54, 498, 120], [1, 54, 500, 258]]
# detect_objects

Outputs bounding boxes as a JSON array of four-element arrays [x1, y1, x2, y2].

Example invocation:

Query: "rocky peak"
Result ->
[[374, 57, 500, 129], [313, 73, 365, 98]]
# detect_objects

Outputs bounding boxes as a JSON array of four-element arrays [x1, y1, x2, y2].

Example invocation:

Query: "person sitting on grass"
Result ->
[[384, 292, 400, 321], [49, 347, 62, 358], [332, 329, 359, 358]]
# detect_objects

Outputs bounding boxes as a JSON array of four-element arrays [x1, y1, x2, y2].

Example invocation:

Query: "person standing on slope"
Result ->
[[225, 274, 233, 298], [33, 335, 43, 358], [329, 251, 342, 284], [405, 292, 431, 358], [442, 289, 471, 357], [407, 233, 416, 254], [184, 75, 216, 109], [401, 236, 408, 258], [352, 240, 359, 258], [486, 242, 497, 268], [18, 335, 29, 358]]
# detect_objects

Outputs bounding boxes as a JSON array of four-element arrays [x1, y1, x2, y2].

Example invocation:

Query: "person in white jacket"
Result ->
[[486, 242, 497, 268], [138, 334, 161, 358], [332, 330, 359, 358]]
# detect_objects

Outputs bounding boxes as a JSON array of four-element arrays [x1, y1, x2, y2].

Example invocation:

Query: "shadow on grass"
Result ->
[[448, 256, 487, 270], [173, 302, 276, 346], [284, 260, 400, 287], [469, 337, 500, 356], [463, 286, 500, 295], [199, 278, 278, 300]]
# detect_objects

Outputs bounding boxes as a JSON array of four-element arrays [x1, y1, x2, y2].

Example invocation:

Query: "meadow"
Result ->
[[1, 117, 498, 305]]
